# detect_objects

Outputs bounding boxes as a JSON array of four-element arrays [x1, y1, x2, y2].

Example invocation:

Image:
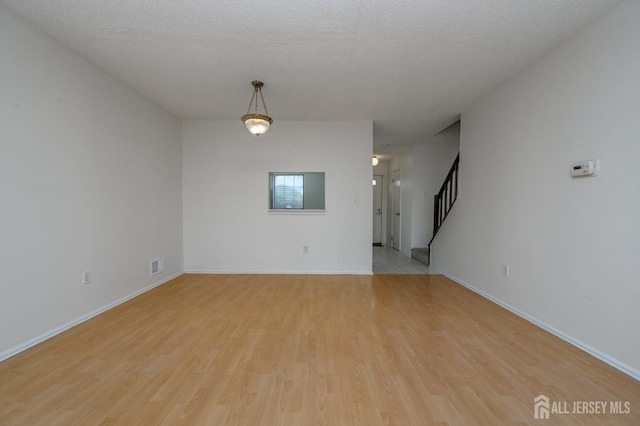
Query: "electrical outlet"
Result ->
[[82, 271, 91, 285], [303, 246, 309, 254], [502, 265, 510, 277]]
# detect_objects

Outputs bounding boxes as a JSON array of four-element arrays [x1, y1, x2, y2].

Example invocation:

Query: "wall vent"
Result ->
[[150, 258, 165, 276]]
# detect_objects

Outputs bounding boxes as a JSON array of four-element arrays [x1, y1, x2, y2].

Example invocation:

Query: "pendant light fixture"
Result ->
[[372, 156, 379, 166], [241, 80, 273, 136]]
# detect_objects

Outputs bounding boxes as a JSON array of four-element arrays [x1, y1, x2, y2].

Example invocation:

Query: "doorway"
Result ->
[[391, 169, 401, 250], [372, 175, 383, 245]]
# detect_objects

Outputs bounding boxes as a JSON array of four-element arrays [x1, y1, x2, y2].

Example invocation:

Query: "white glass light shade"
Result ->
[[242, 114, 273, 136], [372, 156, 379, 166]]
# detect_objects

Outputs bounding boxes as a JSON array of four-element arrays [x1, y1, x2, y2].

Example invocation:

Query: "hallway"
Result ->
[[372, 245, 430, 274]]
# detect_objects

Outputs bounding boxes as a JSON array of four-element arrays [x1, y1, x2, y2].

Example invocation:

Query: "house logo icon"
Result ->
[[534, 394, 550, 420]]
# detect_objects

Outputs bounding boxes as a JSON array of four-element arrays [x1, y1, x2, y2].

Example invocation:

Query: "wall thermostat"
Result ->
[[571, 159, 599, 177]]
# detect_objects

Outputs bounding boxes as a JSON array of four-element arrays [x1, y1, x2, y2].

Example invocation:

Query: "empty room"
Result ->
[[1, 0, 639, 424]]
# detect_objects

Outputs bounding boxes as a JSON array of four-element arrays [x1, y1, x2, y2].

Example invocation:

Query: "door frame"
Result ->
[[391, 169, 401, 250], [372, 174, 384, 245]]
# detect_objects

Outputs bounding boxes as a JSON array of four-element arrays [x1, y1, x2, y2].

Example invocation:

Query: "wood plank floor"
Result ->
[[0, 274, 638, 425]]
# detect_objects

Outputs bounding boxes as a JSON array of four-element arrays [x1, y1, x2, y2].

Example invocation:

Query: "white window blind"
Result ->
[[273, 174, 304, 209]]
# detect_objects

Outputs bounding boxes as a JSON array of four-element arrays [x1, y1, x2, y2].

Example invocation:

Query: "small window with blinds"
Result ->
[[269, 172, 325, 212], [273, 174, 304, 209]]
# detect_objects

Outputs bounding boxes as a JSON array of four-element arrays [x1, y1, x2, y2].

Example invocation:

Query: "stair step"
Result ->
[[411, 248, 429, 265]]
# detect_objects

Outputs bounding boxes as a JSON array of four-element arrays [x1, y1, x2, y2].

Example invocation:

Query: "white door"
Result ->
[[372, 175, 383, 245], [391, 169, 401, 250]]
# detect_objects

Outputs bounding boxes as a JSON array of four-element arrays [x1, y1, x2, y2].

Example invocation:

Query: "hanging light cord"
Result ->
[[258, 86, 269, 117], [245, 81, 269, 116], [245, 87, 257, 115]]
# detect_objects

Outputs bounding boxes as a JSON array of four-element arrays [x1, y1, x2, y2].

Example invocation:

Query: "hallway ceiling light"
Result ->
[[372, 156, 379, 166], [241, 80, 273, 136]]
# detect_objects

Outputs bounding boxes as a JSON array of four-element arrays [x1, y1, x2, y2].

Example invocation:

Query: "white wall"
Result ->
[[432, 0, 640, 378], [183, 121, 373, 274], [0, 7, 183, 359]]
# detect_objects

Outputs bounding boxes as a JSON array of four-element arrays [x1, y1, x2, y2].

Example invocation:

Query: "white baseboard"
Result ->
[[184, 269, 374, 275], [0, 271, 183, 363], [441, 272, 640, 382]]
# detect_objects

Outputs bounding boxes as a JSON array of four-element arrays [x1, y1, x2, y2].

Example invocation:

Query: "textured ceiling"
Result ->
[[1, 0, 621, 149]]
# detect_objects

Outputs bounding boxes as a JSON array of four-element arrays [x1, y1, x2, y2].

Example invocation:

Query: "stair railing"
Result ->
[[427, 153, 460, 264]]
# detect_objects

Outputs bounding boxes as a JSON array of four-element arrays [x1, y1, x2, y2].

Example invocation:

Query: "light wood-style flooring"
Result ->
[[1, 274, 638, 425]]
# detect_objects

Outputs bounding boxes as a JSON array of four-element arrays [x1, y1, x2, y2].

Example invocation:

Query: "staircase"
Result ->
[[411, 153, 460, 266], [410, 247, 430, 265]]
